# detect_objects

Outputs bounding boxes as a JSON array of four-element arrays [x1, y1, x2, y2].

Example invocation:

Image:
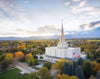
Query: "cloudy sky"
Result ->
[[0, 0, 100, 37]]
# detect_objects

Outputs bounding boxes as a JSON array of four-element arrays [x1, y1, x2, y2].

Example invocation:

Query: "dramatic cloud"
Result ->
[[80, 20, 100, 30], [71, 7, 95, 13], [0, 0, 100, 37], [16, 25, 60, 37]]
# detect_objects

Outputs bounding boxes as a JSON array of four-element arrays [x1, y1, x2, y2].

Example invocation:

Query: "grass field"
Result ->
[[0, 68, 29, 79]]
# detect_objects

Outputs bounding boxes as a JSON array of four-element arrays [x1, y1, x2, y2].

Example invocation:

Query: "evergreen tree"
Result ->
[[76, 58, 84, 66], [74, 66, 85, 79], [73, 61, 77, 75], [63, 62, 71, 76]]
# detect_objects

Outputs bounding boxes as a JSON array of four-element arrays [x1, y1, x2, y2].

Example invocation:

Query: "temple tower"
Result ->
[[57, 21, 68, 48]]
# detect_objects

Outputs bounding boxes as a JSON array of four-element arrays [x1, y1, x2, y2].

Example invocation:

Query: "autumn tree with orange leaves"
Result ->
[[15, 51, 24, 60]]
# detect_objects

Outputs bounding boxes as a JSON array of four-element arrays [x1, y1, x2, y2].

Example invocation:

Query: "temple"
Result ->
[[37, 22, 86, 63]]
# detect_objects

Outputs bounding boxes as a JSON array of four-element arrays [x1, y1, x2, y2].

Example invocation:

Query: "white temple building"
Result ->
[[37, 22, 87, 63]]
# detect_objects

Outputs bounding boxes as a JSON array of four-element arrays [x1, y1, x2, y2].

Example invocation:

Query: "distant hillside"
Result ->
[[0, 34, 100, 40], [0, 20, 100, 40]]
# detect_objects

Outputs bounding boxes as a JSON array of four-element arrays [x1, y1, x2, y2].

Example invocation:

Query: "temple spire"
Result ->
[[57, 20, 68, 48], [60, 20, 65, 43]]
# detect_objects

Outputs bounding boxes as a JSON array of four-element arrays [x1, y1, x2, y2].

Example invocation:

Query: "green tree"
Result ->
[[63, 62, 71, 76], [29, 59, 39, 66], [76, 58, 84, 66], [1, 60, 9, 69], [75, 66, 84, 79], [96, 58, 100, 63], [0, 52, 2, 55], [0, 54, 5, 62], [40, 56, 43, 59], [73, 61, 77, 75], [33, 55, 38, 59], [33, 59, 39, 65], [28, 72, 39, 79], [82, 61, 93, 77], [43, 62, 52, 69], [39, 67, 53, 79]]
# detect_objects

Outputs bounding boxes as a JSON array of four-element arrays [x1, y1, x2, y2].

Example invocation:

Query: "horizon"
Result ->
[[0, 0, 100, 38]]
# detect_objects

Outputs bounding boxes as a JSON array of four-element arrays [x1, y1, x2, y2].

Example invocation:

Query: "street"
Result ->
[[16, 62, 38, 74]]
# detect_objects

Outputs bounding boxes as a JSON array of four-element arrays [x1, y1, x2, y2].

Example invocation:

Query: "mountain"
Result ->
[[0, 20, 100, 40]]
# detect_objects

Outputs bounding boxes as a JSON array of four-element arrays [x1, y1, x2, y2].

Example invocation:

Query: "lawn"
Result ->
[[0, 68, 29, 79]]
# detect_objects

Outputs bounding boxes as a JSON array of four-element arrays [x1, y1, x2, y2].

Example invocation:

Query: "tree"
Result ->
[[87, 44, 99, 61], [96, 58, 100, 63], [88, 44, 98, 53], [0, 60, 9, 69], [70, 76, 79, 79], [73, 61, 77, 75], [17, 44, 26, 49], [33, 59, 39, 65], [68, 60, 73, 66], [57, 74, 78, 79], [29, 59, 39, 66], [63, 62, 71, 76], [91, 61, 100, 74], [52, 59, 66, 73], [57, 74, 69, 79], [39, 67, 53, 79], [40, 56, 43, 59], [74, 66, 85, 79], [28, 72, 39, 79], [15, 51, 24, 60], [27, 45, 33, 49], [33, 55, 38, 59], [76, 58, 84, 66], [82, 61, 93, 77], [89, 75, 94, 79], [0, 54, 6, 62], [25, 53, 33, 62], [0, 52, 2, 55], [43, 62, 52, 69], [5, 53, 14, 63]]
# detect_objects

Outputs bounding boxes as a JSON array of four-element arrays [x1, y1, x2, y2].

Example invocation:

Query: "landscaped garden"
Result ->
[[0, 68, 29, 79]]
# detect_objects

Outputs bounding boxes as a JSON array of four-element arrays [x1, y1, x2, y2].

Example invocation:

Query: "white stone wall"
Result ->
[[45, 47, 81, 59]]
